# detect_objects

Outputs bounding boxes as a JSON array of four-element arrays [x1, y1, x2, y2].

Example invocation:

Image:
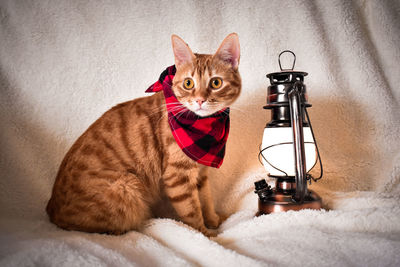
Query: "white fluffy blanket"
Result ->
[[1, 191, 400, 266], [1, 0, 400, 266]]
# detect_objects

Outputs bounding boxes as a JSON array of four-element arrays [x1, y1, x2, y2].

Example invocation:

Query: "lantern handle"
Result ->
[[278, 50, 296, 71], [304, 108, 324, 182]]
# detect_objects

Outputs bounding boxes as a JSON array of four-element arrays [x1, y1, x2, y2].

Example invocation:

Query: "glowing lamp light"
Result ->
[[255, 51, 323, 215], [261, 127, 316, 177]]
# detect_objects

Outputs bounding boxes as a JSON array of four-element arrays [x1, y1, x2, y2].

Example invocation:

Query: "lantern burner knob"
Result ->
[[254, 179, 273, 201]]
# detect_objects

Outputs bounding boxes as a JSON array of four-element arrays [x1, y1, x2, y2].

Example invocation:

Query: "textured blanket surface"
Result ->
[[1, 0, 399, 266], [1, 191, 400, 266]]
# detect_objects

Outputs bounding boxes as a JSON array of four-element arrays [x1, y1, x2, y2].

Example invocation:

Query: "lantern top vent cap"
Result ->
[[266, 50, 308, 84]]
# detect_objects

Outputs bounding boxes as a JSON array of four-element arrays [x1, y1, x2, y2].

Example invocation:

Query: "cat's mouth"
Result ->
[[191, 106, 225, 117], [193, 107, 213, 117], [182, 100, 224, 117]]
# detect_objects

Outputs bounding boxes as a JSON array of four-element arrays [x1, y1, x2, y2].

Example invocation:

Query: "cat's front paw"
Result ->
[[199, 226, 218, 237], [205, 212, 227, 229]]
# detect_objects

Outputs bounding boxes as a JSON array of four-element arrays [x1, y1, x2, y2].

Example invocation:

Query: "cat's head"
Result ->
[[171, 33, 241, 117]]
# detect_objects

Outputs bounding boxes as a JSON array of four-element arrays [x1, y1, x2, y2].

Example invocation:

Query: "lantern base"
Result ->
[[256, 189, 322, 216]]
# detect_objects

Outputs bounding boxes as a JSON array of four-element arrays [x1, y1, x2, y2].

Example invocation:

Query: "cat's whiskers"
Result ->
[[157, 104, 187, 124], [177, 110, 189, 120], [149, 101, 183, 113], [146, 102, 185, 121], [225, 106, 246, 115]]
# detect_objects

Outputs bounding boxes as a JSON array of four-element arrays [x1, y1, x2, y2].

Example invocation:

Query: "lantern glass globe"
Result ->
[[261, 127, 317, 177]]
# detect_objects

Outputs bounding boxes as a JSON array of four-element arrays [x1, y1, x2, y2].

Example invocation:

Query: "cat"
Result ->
[[46, 33, 241, 237]]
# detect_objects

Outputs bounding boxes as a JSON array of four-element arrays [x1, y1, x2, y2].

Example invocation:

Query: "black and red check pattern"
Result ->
[[146, 65, 230, 168]]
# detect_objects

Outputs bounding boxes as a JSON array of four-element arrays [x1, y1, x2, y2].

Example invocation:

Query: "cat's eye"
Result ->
[[210, 78, 223, 89], [183, 78, 194, 89]]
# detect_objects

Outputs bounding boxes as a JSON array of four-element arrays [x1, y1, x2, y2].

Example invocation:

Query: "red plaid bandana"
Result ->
[[146, 65, 230, 168]]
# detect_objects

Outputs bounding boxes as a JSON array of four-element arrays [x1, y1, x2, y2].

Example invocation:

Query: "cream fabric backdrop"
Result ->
[[1, 1, 399, 266]]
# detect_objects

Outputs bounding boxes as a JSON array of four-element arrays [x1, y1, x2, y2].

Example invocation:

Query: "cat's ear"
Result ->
[[171, 35, 195, 69], [214, 33, 240, 70]]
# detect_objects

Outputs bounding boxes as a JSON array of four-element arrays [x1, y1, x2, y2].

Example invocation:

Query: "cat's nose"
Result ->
[[196, 99, 205, 107]]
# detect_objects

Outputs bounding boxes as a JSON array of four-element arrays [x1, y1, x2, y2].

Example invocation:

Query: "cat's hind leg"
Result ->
[[47, 170, 151, 234]]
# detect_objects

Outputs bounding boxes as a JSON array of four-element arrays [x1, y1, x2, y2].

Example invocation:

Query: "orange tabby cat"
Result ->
[[46, 33, 241, 237]]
